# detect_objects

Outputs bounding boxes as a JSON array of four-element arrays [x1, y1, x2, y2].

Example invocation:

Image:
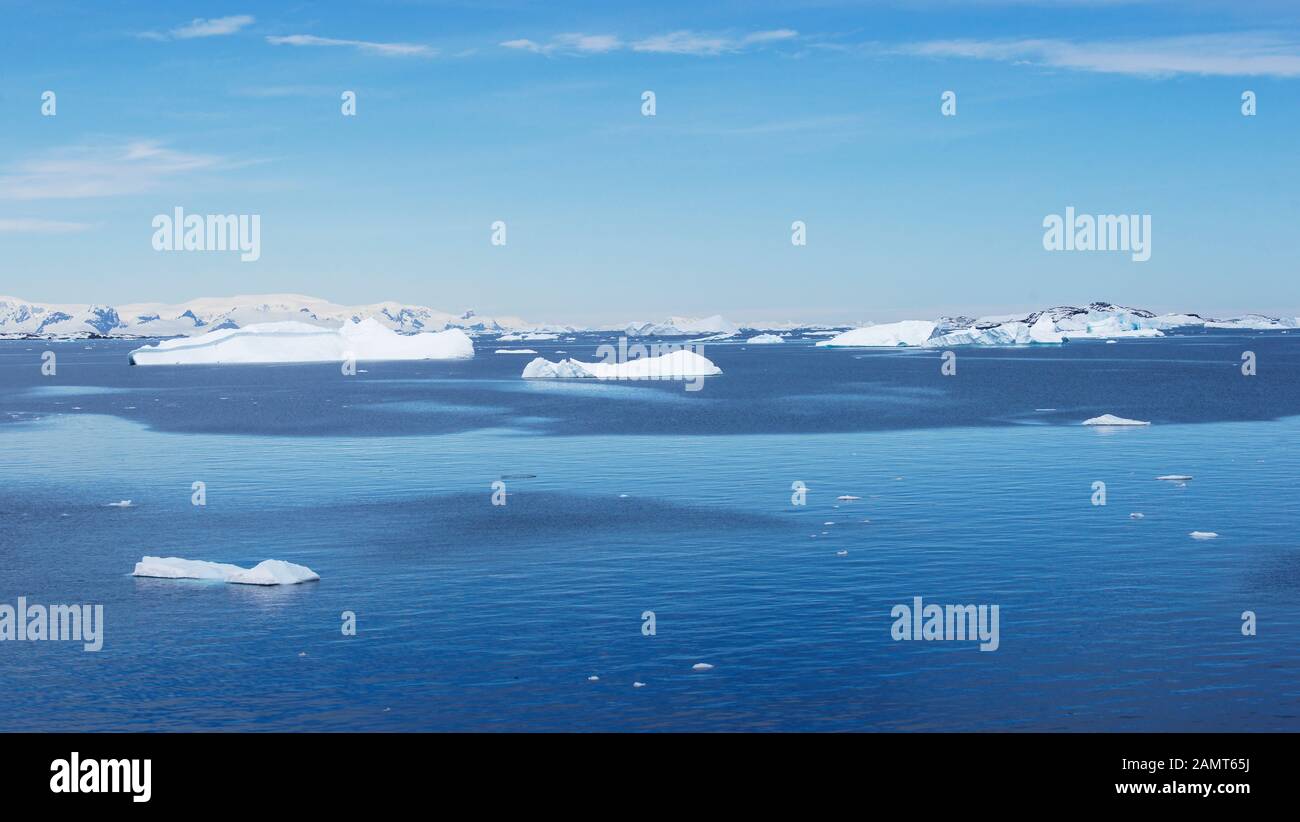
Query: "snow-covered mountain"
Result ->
[[2, 295, 1296, 342], [621, 315, 740, 337], [0, 294, 529, 339]]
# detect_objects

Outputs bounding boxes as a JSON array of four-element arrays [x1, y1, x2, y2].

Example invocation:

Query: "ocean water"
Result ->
[[2, 333, 1299, 731]]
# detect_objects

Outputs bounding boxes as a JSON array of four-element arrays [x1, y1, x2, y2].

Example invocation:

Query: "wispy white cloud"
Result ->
[[501, 29, 797, 57], [0, 218, 92, 234], [140, 15, 254, 41], [0, 141, 224, 200], [266, 34, 436, 57], [901, 33, 1300, 77], [501, 33, 622, 55]]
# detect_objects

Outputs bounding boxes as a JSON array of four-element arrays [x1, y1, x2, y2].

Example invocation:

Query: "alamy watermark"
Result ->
[[0, 597, 103, 651], [152, 207, 261, 262], [891, 596, 999, 651], [1042, 206, 1150, 262]]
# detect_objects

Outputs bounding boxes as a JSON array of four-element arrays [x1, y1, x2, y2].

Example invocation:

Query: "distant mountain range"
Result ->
[[0, 295, 1295, 341]]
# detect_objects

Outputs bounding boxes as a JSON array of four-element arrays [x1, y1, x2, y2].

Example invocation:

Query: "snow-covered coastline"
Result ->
[[3, 294, 1297, 346]]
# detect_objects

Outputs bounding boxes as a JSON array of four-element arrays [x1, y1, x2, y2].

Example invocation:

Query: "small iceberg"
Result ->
[[132, 556, 320, 586], [1189, 531, 1219, 540], [1157, 474, 1193, 481], [692, 662, 714, 671], [1130, 512, 1145, 519], [746, 334, 784, 344], [1082, 414, 1150, 426], [107, 500, 134, 508], [494, 348, 538, 354], [521, 350, 721, 380], [836, 495, 860, 501]]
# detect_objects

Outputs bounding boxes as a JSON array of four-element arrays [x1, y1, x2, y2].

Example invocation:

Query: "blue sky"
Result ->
[[2, 0, 1299, 323]]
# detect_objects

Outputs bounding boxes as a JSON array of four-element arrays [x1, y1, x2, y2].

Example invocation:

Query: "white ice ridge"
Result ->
[[812, 302, 1279, 348], [815, 320, 937, 348], [746, 333, 785, 344], [521, 350, 722, 380], [132, 556, 320, 585], [1082, 414, 1150, 426], [128, 318, 474, 365]]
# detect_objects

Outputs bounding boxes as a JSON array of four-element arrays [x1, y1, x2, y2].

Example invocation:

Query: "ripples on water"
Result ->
[[1, 334, 1298, 730]]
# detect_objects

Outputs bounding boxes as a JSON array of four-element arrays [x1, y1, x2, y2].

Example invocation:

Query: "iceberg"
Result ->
[[746, 334, 784, 344], [1189, 531, 1219, 540], [1082, 414, 1150, 426], [521, 350, 721, 380], [132, 556, 320, 585], [128, 318, 474, 365], [494, 348, 538, 354], [816, 321, 937, 348]]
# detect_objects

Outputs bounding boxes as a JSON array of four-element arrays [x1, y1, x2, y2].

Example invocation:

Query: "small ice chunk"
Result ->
[[1082, 414, 1150, 426], [587, 675, 600, 682], [837, 495, 860, 501], [692, 662, 714, 671], [1189, 531, 1219, 540], [1157, 475, 1193, 481], [836, 550, 848, 556], [633, 681, 646, 688], [107, 500, 133, 508], [1130, 512, 1145, 519]]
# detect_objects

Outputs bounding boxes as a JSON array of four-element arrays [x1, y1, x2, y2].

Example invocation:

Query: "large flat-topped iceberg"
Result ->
[[816, 321, 937, 348], [522, 350, 721, 379], [133, 556, 320, 585], [128, 318, 473, 365]]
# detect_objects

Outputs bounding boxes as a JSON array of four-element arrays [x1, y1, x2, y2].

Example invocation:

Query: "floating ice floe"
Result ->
[[498, 332, 559, 342], [494, 348, 538, 354], [1130, 513, 1145, 519], [837, 495, 860, 501], [633, 681, 646, 688], [128, 318, 474, 365], [107, 500, 133, 508], [1157, 475, 1193, 481], [521, 350, 721, 380], [587, 675, 600, 682], [746, 334, 784, 344], [1082, 414, 1150, 426], [132, 556, 320, 585], [692, 662, 714, 671], [1189, 531, 1219, 540], [836, 550, 848, 556]]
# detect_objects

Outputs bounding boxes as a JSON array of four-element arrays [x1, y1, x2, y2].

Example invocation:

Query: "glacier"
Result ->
[[128, 318, 474, 365], [132, 556, 320, 585]]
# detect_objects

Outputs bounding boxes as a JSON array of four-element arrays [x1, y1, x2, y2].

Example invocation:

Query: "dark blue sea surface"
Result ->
[[2, 332, 1299, 731]]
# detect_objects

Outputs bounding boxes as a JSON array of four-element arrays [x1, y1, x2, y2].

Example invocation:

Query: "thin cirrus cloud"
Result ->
[[0, 141, 224, 201], [266, 34, 436, 57], [501, 29, 798, 56], [901, 33, 1300, 77], [0, 218, 92, 234], [140, 14, 255, 41]]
